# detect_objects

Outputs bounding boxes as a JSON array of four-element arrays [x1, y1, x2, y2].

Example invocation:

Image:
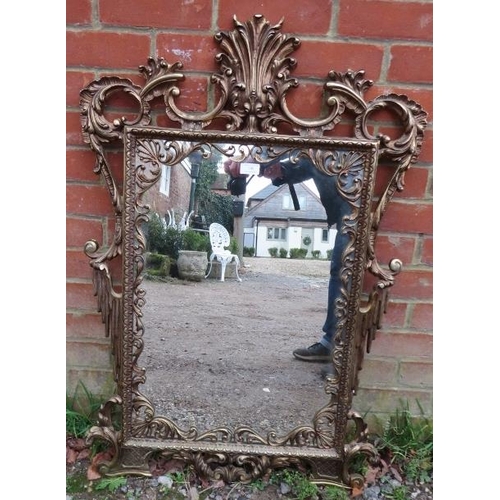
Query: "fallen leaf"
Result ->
[[390, 466, 403, 483], [87, 450, 114, 480], [364, 465, 379, 484], [87, 466, 101, 481], [66, 447, 78, 465], [163, 459, 185, 474], [67, 437, 87, 451], [351, 485, 364, 497], [77, 448, 90, 460], [199, 476, 211, 488], [378, 458, 390, 476]]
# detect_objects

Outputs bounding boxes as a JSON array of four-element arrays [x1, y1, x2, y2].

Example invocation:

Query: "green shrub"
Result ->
[[181, 228, 210, 253], [312, 250, 321, 259], [160, 226, 210, 260], [279, 248, 288, 258], [268, 247, 278, 257], [147, 213, 211, 259], [145, 253, 171, 277], [162, 226, 183, 258], [289, 248, 308, 259], [147, 213, 168, 254], [326, 249, 333, 260], [229, 236, 239, 255], [146, 253, 165, 267], [243, 246, 255, 257]]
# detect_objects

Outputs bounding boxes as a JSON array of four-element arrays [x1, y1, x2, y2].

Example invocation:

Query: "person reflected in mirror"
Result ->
[[290, 219, 350, 362], [256, 153, 352, 363]]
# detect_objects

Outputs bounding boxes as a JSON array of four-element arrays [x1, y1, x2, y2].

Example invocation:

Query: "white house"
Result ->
[[243, 182, 337, 259]]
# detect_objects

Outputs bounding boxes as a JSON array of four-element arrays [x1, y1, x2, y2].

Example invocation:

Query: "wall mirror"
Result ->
[[79, 15, 427, 488]]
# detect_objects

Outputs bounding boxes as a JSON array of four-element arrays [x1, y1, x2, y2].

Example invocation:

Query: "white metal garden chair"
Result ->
[[205, 223, 242, 282]]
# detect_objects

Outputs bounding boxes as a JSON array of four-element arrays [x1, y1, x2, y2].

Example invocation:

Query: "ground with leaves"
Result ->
[[66, 436, 432, 499]]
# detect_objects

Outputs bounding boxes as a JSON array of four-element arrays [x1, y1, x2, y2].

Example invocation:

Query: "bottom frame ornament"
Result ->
[[85, 396, 379, 489]]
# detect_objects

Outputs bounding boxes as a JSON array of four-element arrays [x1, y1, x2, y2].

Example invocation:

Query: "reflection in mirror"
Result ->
[[126, 133, 375, 437], [140, 263, 330, 435]]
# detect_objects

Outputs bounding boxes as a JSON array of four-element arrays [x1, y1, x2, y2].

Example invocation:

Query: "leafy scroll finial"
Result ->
[[213, 14, 300, 132], [138, 56, 185, 104]]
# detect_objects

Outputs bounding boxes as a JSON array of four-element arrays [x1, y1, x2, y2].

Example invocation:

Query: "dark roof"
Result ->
[[244, 182, 327, 226], [248, 183, 279, 201]]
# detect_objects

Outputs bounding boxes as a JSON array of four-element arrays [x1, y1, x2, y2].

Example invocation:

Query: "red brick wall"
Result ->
[[66, 0, 433, 418], [142, 166, 192, 217]]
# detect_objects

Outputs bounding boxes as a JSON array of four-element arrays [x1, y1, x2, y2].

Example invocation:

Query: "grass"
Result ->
[[377, 400, 433, 484], [269, 469, 319, 500], [66, 381, 105, 439]]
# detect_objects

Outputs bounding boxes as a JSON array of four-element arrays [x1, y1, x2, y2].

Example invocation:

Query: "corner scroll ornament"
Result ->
[[324, 71, 427, 284]]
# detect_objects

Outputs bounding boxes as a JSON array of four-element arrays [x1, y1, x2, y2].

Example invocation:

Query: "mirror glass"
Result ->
[[124, 128, 377, 440], [140, 259, 331, 435]]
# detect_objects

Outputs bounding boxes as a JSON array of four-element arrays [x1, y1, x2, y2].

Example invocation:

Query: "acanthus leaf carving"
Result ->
[[214, 14, 300, 132]]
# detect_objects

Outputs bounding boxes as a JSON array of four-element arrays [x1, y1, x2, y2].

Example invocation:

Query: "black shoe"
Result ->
[[320, 366, 335, 379], [293, 342, 331, 362]]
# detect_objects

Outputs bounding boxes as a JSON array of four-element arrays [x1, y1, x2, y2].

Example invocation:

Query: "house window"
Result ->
[[322, 229, 329, 242], [267, 227, 287, 240], [282, 194, 305, 210], [160, 165, 171, 195]]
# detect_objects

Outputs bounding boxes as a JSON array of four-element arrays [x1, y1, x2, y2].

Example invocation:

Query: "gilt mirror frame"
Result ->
[[79, 15, 427, 488]]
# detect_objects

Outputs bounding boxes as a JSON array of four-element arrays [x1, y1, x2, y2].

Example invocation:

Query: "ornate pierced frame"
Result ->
[[79, 15, 427, 488]]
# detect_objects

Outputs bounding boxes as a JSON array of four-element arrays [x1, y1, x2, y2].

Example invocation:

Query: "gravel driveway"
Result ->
[[141, 256, 332, 435]]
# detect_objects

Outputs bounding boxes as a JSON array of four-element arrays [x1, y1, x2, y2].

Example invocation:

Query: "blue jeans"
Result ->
[[319, 198, 352, 351]]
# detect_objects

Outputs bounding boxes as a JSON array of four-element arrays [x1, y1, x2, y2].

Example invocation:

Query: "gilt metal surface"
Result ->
[[79, 14, 427, 488]]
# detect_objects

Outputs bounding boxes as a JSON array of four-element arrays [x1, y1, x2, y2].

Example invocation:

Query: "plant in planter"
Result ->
[[146, 213, 211, 281], [243, 246, 255, 257], [176, 228, 210, 282]]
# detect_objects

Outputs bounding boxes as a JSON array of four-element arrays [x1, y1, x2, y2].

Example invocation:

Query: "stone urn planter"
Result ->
[[176, 250, 208, 282]]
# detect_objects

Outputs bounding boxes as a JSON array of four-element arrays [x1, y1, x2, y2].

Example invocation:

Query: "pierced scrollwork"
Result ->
[[342, 412, 379, 489], [79, 13, 427, 489], [157, 450, 307, 484], [85, 396, 123, 475], [356, 94, 426, 287]]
